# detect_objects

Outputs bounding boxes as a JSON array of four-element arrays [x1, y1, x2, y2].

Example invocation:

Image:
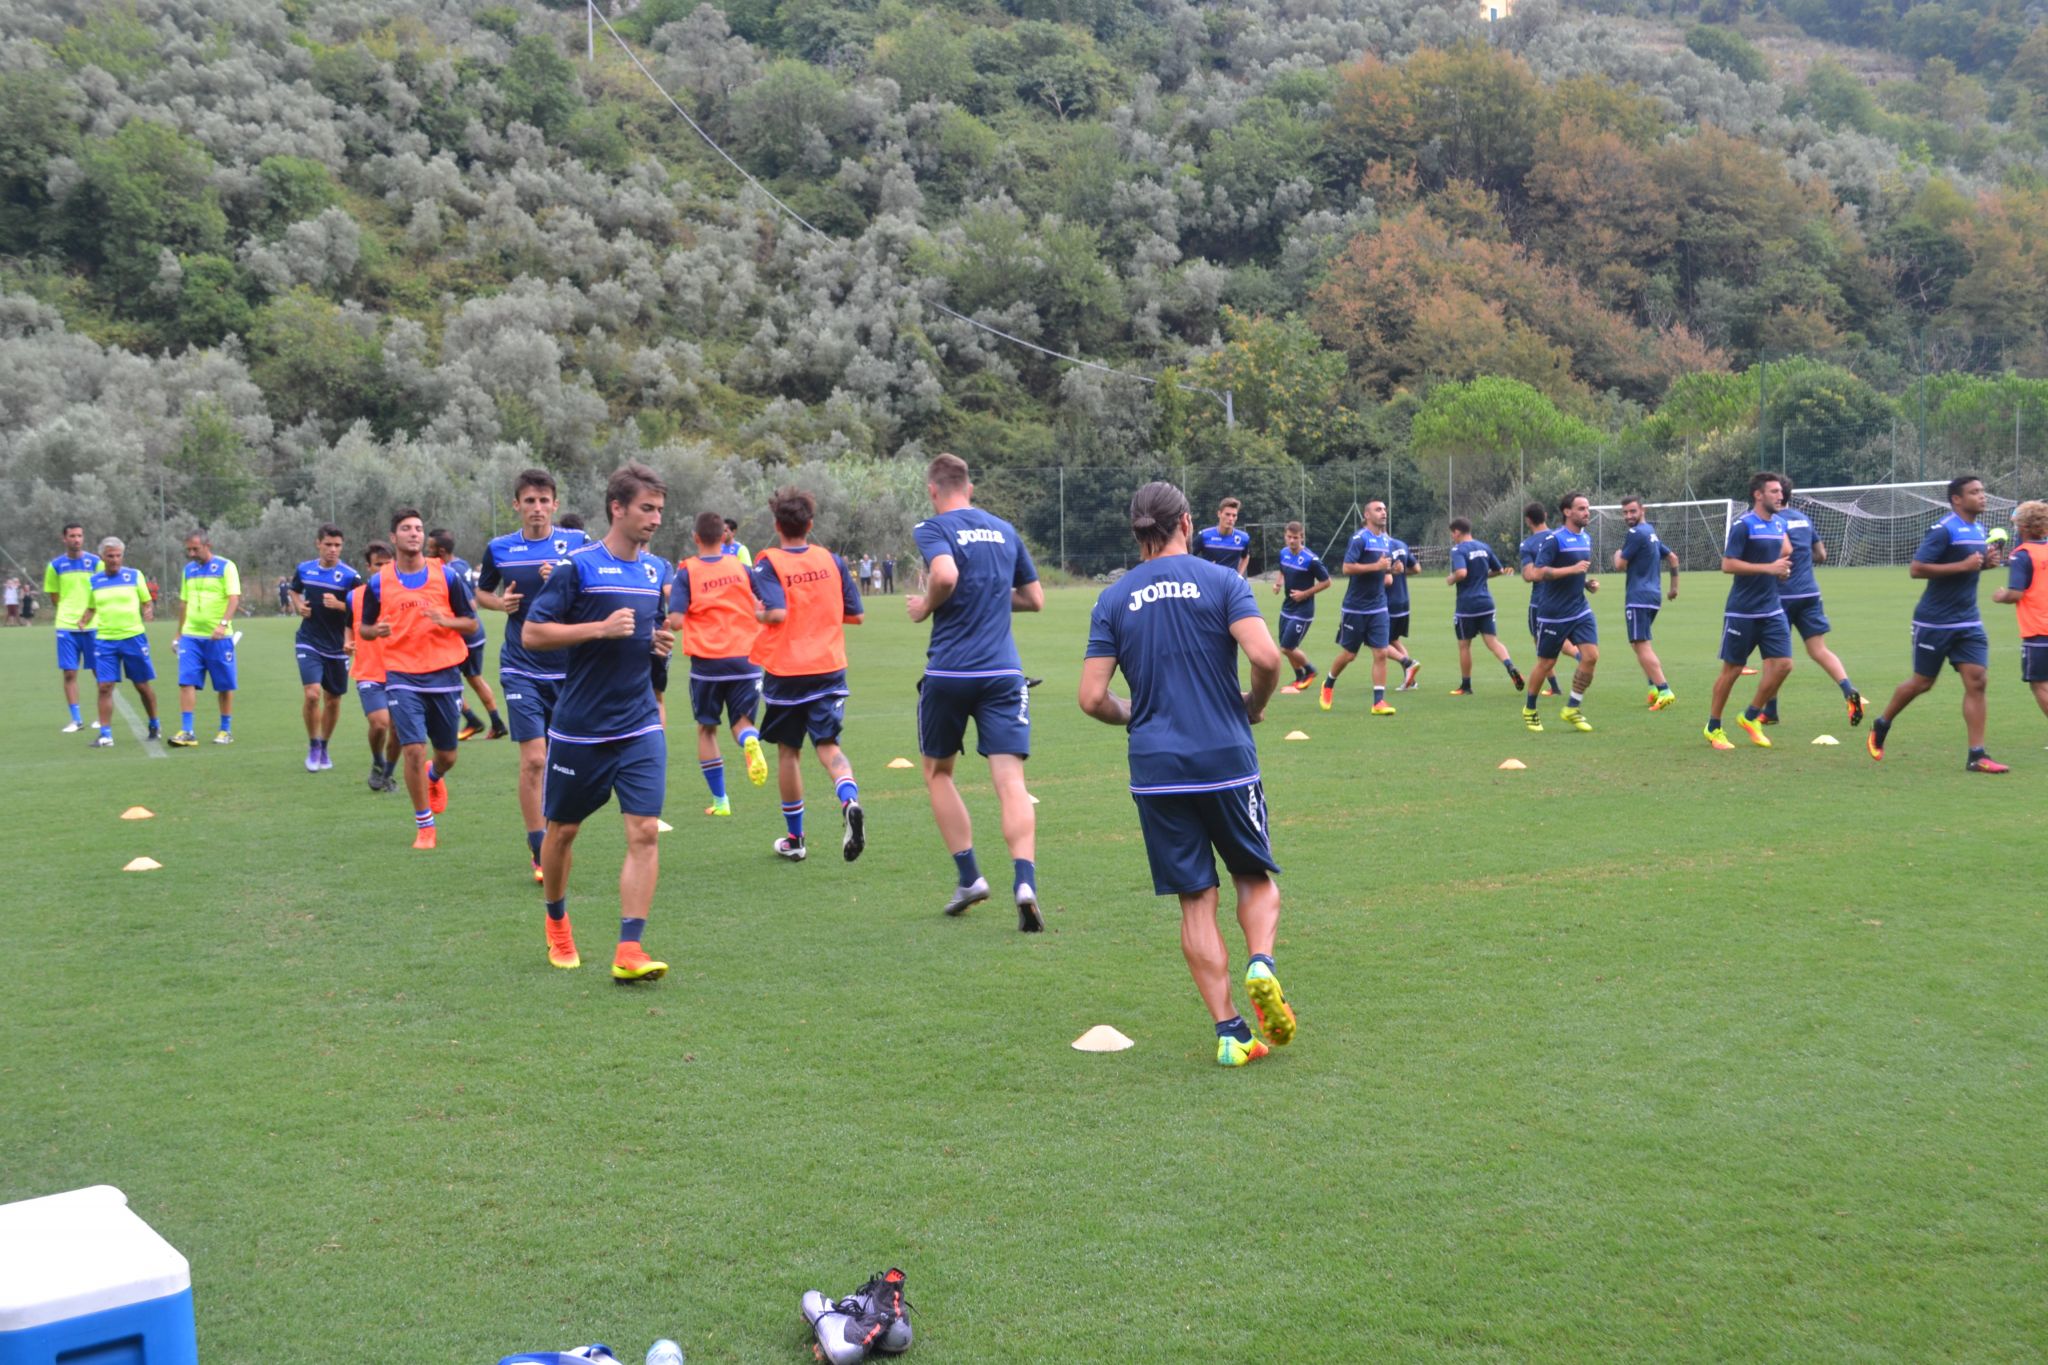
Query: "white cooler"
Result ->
[[0, 1186, 197, 1365]]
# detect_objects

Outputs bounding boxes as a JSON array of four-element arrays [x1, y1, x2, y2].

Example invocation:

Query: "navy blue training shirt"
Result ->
[[1532, 527, 1594, 622], [290, 558, 361, 657], [1339, 528, 1391, 614], [1723, 512, 1788, 617], [524, 541, 673, 743], [1276, 546, 1329, 620], [913, 506, 1038, 676], [478, 526, 589, 680], [1913, 513, 1987, 626], [1194, 525, 1249, 572], [1385, 538, 1417, 613], [1779, 509, 1821, 601], [1619, 522, 1667, 607], [1450, 539, 1500, 615]]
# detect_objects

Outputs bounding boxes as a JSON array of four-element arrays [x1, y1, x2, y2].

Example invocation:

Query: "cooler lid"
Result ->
[[0, 1186, 191, 1331]]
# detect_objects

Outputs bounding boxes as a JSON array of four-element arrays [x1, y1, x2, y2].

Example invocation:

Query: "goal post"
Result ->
[[1588, 498, 1736, 573], [1787, 481, 2019, 568]]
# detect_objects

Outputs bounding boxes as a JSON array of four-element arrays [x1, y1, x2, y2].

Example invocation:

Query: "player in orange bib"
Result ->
[[749, 487, 867, 863], [670, 511, 769, 816], [1993, 499, 2048, 731], [337, 540, 402, 791]]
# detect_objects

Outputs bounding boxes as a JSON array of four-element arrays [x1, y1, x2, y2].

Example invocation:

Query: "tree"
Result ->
[[248, 289, 387, 431], [1685, 26, 1769, 84], [1156, 309, 1356, 464], [1411, 376, 1603, 510], [0, 71, 81, 254], [498, 34, 581, 138], [254, 156, 339, 236], [55, 119, 227, 309]]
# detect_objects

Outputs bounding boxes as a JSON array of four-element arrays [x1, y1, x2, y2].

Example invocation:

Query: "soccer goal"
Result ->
[[1588, 498, 1736, 573], [1788, 481, 2019, 568]]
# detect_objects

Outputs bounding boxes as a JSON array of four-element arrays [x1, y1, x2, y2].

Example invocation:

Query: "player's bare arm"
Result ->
[[1012, 580, 1044, 612], [1077, 656, 1131, 727], [1230, 615, 1281, 723]]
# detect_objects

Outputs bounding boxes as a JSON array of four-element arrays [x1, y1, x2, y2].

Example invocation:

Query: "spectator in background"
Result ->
[[3, 576, 20, 625], [277, 575, 292, 614], [882, 555, 895, 594], [859, 552, 874, 589]]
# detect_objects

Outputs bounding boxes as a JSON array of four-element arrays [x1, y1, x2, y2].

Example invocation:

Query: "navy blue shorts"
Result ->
[[1336, 609, 1389, 653], [918, 672, 1030, 760], [1624, 604, 1658, 644], [1536, 613, 1597, 660], [1782, 596, 1832, 640], [1133, 781, 1280, 897], [179, 635, 236, 691], [2023, 636, 2048, 684], [1278, 614, 1311, 651], [543, 731, 667, 825], [460, 639, 485, 678], [760, 691, 847, 749], [1526, 603, 1540, 640], [1720, 612, 1792, 665], [94, 635, 154, 684], [57, 629, 95, 672], [1387, 612, 1411, 641], [1453, 612, 1496, 641], [297, 648, 348, 696], [388, 687, 460, 750], [1911, 622, 1990, 677], [357, 679, 389, 716], [501, 674, 558, 743], [689, 674, 761, 728]]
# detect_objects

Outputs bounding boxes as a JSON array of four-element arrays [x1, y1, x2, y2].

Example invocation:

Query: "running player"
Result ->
[[1195, 497, 1250, 575], [750, 486, 867, 864], [168, 530, 239, 748], [1518, 502, 1574, 695], [1761, 481, 1864, 728], [341, 540, 401, 791], [427, 529, 506, 741], [1272, 521, 1330, 693], [1320, 515, 1395, 714], [1867, 475, 2009, 771], [1523, 492, 1601, 733], [1703, 472, 1795, 750], [1445, 518, 1523, 694], [1612, 496, 1679, 711], [360, 508, 479, 848], [671, 510, 768, 817], [1992, 500, 2048, 729], [476, 469, 590, 880], [1078, 481, 1293, 1068], [45, 522, 100, 731], [76, 537, 160, 747], [522, 462, 676, 981], [289, 524, 360, 771], [906, 453, 1045, 930], [1369, 501, 1421, 689]]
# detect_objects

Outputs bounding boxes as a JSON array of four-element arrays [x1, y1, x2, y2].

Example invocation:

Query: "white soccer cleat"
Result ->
[[60, 721, 82, 733], [92, 734, 114, 748], [942, 877, 990, 917], [773, 835, 808, 862], [1016, 883, 1044, 933]]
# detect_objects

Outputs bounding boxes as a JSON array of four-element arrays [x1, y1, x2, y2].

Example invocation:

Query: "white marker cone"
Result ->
[[1028, 794, 1040, 804], [1811, 735, 1840, 746], [1498, 758, 1527, 770], [1072, 1025, 1134, 1052], [654, 819, 675, 833], [120, 806, 155, 820], [1284, 730, 1310, 740], [887, 757, 915, 769], [123, 857, 162, 872]]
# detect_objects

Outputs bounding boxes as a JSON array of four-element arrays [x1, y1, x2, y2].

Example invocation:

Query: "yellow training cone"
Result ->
[[887, 757, 915, 769], [1284, 730, 1310, 740], [122, 857, 162, 872], [1072, 1025, 1134, 1053], [654, 819, 675, 833], [1498, 759, 1527, 770], [1811, 735, 1840, 746], [119, 806, 155, 820]]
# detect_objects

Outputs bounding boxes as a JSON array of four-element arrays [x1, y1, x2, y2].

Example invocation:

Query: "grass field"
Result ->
[[4, 565, 2045, 1362]]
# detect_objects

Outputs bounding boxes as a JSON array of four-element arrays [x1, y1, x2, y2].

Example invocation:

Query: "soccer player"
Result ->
[[671, 510, 769, 817], [1522, 492, 1601, 733], [1195, 496, 1250, 575], [289, 524, 360, 770], [1761, 481, 1864, 728], [1320, 514, 1396, 714], [426, 529, 506, 741], [906, 453, 1045, 929], [1375, 502, 1422, 690], [360, 508, 479, 848], [1517, 502, 1574, 696], [168, 530, 239, 748], [1612, 496, 1679, 711], [1992, 500, 2048, 728], [1079, 481, 1293, 1068], [45, 522, 100, 731], [75, 536, 159, 746], [749, 486, 867, 864], [1867, 475, 2009, 771], [1272, 521, 1330, 693], [340, 540, 401, 791], [722, 517, 752, 565], [521, 462, 677, 981], [476, 469, 591, 880], [1704, 472, 1796, 751], [1445, 518, 1523, 695]]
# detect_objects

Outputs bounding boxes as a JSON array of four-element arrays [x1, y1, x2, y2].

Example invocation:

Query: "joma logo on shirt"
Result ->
[[784, 568, 836, 585], [1128, 581, 1201, 611], [955, 528, 1007, 545]]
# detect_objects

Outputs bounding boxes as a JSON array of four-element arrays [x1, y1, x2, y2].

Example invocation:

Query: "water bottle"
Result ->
[[646, 1340, 685, 1365]]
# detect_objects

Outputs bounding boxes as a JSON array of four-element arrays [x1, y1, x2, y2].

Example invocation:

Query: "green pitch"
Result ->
[[3, 567, 2043, 1361]]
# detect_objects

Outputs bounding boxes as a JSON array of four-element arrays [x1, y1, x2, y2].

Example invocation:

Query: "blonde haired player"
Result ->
[[1992, 499, 2048, 731]]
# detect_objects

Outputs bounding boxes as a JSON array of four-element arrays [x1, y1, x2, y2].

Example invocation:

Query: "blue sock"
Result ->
[[1324, 674, 1337, 691], [619, 916, 645, 944], [835, 777, 859, 805], [1655, 677, 1669, 690], [69, 703, 81, 724], [218, 714, 231, 732], [1215, 1015, 1253, 1042], [1764, 699, 1779, 720], [1501, 657, 1517, 674], [1744, 705, 1761, 722], [545, 897, 567, 922], [701, 758, 727, 800], [181, 710, 193, 732], [1709, 715, 1722, 730], [1839, 677, 1856, 697], [1460, 676, 1472, 689], [952, 847, 981, 887], [427, 762, 442, 783], [99, 725, 112, 739], [782, 801, 804, 837], [1249, 952, 1274, 972], [1373, 686, 1385, 704], [1526, 693, 1539, 709], [737, 725, 760, 746], [1013, 857, 1036, 893], [414, 809, 433, 829], [527, 829, 544, 861]]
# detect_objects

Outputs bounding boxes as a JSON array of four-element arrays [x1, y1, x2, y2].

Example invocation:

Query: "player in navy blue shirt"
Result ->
[[1270, 521, 1330, 692], [1080, 482, 1294, 1068], [476, 469, 592, 879], [1371, 500, 1422, 691], [1321, 518, 1395, 713], [1518, 502, 1573, 696], [1704, 472, 1796, 750], [1867, 475, 2008, 771], [1522, 492, 1602, 733], [1760, 480, 1864, 730], [288, 523, 361, 771], [1194, 496, 1250, 575], [1612, 496, 1679, 711], [906, 454, 1046, 928], [521, 462, 679, 980], [426, 528, 505, 742], [1445, 518, 1522, 694]]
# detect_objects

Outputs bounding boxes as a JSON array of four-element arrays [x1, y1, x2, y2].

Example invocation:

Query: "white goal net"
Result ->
[[1589, 499, 1736, 573], [1788, 482, 2019, 568]]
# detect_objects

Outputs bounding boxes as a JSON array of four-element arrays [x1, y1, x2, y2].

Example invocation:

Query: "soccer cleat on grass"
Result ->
[[942, 876, 990, 917], [1845, 689, 1865, 726], [60, 721, 82, 733], [1650, 689, 1676, 711], [428, 775, 448, 814], [457, 719, 484, 741], [1245, 961, 1296, 1046], [1735, 714, 1771, 748], [1402, 661, 1421, 690], [167, 730, 197, 748], [1704, 726, 1736, 751], [774, 834, 808, 862], [1508, 668, 1525, 692], [705, 798, 732, 817], [611, 942, 667, 983], [92, 733, 114, 748], [147, 722, 160, 740], [1216, 1034, 1271, 1067], [531, 859, 544, 885], [1966, 755, 2011, 773], [367, 764, 386, 791], [487, 719, 508, 740], [1370, 701, 1397, 715], [1318, 683, 1334, 711], [841, 800, 866, 862], [545, 916, 580, 970], [1760, 714, 1780, 727], [411, 827, 436, 850], [1448, 686, 1473, 696], [802, 1270, 912, 1364], [1866, 731, 1885, 761], [1559, 707, 1593, 733], [1545, 678, 1563, 696], [312, 740, 328, 765], [1522, 707, 1544, 732], [1016, 883, 1044, 933], [305, 747, 320, 771], [743, 734, 768, 786]]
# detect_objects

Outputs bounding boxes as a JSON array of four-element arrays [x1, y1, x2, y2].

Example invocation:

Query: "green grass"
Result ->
[[4, 567, 2045, 1362]]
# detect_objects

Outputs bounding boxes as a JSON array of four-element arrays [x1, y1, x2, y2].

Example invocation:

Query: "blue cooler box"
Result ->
[[0, 1185, 197, 1365]]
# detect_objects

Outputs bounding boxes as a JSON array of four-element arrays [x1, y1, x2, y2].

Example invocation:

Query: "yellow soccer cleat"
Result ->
[[1245, 962, 1296, 1046], [1216, 1034, 1271, 1067], [611, 941, 667, 983], [1370, 701, 1397, 715], [1650, 689, 1676, 711], [705, 799, 732, 817], [743, 734, 768, 787], [1735, 713, 1771, 748], [1559, 707, 1593, 733], [1318, 683, 1334, 711], [1522, 707, 1544, 732], [1704, 726, 1736, 751], [545, 915, 580, 970]]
